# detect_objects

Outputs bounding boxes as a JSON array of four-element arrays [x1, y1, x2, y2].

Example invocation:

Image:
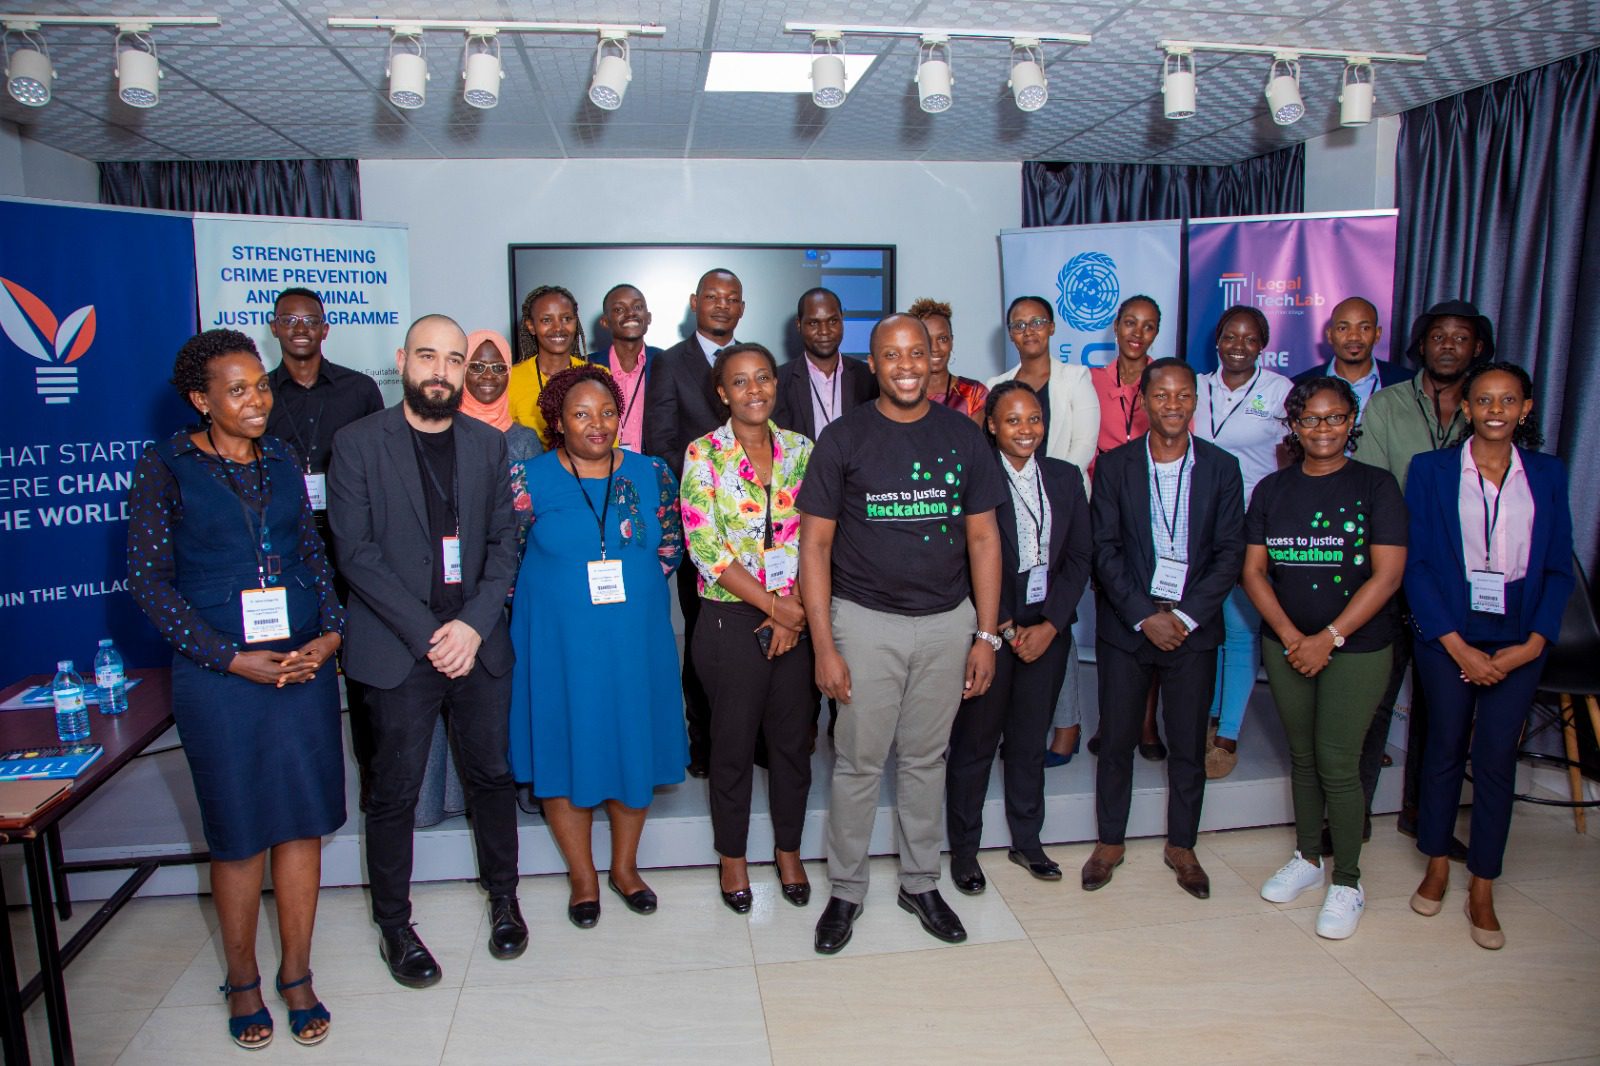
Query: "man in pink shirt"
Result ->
[[596, 283, 662, 453]]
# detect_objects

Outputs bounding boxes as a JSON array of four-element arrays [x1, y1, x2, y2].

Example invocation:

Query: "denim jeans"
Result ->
[[1208, 586, 1261, 741]]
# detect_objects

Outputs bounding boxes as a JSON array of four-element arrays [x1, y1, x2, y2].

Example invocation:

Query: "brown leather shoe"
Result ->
[[1163, 845, 1211, 899], [1080, 843, 1125, 892]]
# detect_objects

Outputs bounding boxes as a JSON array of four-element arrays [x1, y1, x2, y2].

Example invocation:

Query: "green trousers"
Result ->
[[1262, 638, 1393, 888]]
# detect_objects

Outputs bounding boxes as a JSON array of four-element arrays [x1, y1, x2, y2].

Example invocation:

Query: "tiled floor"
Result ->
[[9, 804, 1600, 1065]]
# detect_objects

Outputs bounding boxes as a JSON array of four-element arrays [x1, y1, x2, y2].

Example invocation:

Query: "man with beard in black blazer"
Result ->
[[775, 287, 878, 442], [644, 267, 746, 777]]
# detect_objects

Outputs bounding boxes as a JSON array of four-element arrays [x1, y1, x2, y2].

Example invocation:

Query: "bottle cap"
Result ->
[[99, 638, 113, 647], [57, 660, 72, 671]]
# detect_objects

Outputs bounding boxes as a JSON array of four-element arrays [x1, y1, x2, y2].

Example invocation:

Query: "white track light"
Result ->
[[115, 28, 160, 108], [916, 37, 952, 113], [589, 34, 630, 110], [810, 30, 846, 108], [1008, 38, 1046, 112], [462, 32, 502, 108], [1264, 55, 1304, 125], [4, 26, 52, 107], [387, 30, 427, 109], [1162, 48, 1195, 119], [1340, 58, 1374, 126]]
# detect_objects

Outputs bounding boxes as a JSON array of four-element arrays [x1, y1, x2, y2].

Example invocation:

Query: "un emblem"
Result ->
[[1056, 252, 1120, 331]]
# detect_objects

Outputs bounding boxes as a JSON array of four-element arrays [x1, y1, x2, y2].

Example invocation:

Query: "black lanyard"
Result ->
[[615, 349, 647, 431], [567, 452, 616, 559], [1207, 368, 1260, 439], [411, 431, 460, 536], [807, 365, 840, 428], [1008, 456, 1048, 562], [204, 427, 276, 587], [1413, 381, 1463, 451], [751, 432, 778, 550], [1118, 391, 1141, 442], [279, 386, 327, 473], [1476, 469, 1504, 570], [1150, 441, 1190, 557]]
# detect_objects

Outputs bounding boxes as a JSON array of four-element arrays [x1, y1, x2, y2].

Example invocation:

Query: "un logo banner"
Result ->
[[1056, 252, 1120, 332]]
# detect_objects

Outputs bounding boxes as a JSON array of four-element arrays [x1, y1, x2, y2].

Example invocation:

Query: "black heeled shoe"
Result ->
[[775, 852, 811, 907]]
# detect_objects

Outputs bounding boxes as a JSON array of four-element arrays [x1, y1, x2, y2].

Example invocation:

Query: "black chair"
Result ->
[[1523, 555, 1600, 832]]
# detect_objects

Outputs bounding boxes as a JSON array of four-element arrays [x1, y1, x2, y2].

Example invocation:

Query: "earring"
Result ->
[[1518, 416, 1527, 424]]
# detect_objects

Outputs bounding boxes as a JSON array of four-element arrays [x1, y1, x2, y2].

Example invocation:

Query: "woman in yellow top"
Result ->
[[508, 284, 602, 442]]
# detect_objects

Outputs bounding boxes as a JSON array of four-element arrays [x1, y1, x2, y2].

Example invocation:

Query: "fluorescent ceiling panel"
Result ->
[[704, 51, 878, 93]]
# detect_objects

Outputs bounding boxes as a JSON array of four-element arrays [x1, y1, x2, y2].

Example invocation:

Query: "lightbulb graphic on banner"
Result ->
[[0, 276, 96, 405]]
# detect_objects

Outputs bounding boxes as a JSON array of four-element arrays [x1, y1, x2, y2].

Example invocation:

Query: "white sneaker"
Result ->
[[1316, 883, 1366, 940], [1260, 851, 1325, 903]]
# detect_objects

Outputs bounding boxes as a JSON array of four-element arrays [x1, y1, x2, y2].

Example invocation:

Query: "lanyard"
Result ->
[[567, 452, 616, 559], [1008, 457, 1048, 561], [204, 427, 276, 588], [807, 365, 840, 427], [938, 381, 966, 411], [1476, 470, 1504, 570], [751, 432, 778, 550], [279, 385, 327, 473], [616, 351, 647, 431], [411, 430, 461, 535], [1412, 381, 1463, 451], [1150, 441, 1190, 557], [1118, 390, 1141, 442], [1207, 368, 1260, 440]]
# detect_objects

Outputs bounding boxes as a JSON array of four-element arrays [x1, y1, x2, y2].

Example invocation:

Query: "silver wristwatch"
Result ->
[[1326, 624, 1345, 648], [975, 630, 1003, 651]]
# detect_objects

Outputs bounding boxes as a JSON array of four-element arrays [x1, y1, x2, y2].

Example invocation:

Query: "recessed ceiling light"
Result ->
[[704, 51, 878, 94]]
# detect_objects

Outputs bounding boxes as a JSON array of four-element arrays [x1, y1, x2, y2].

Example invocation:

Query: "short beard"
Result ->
[[883, 382, 928, 409], [1426, 364, 1468, 385], [403, 377, 462, 421]]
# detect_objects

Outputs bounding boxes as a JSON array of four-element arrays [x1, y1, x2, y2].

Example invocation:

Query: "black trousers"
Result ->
[[1357, 620, 1428, 818], [1094, 636, 1216, 848], [946, 632, 1072, 859], [692, 600, 814, 857], [365, 657, 519, 928], [677, 562, 713, 766]]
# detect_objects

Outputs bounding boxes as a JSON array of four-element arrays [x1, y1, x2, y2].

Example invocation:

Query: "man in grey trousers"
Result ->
[[798, 313, 1005, 955]]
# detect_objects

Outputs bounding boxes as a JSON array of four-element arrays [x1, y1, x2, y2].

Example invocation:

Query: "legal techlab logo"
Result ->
[[1055, 252, 1120, 332], [1217, 271, 1325, 310], [0, 277, 95, 405], [1218, 272, 1249, 306]]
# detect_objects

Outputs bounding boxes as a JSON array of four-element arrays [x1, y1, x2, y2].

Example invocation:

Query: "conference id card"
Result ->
[[763, 548, 792, 592], [441, 536, 463, 585], [1149, 557, 1189, 600], [303, 473, 328, 511], [240, 587, 291, 644], [1025, 564, 1049, 605], [1469, 570, 1507, 615], [587, 559, 626, 604]]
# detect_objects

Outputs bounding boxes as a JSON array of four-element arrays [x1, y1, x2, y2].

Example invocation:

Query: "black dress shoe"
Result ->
[[1138, 737, 1169, 761], [379, 924, 441, 989], [607, 876, 658, 914], [950, 857, 987, 896], [487, 896, 528, 960], [687, 760, 710, 779], [567, 899, 600, 929], [1087, 734, 1101, 756], [813, 897, 862, 954], [1008, 849, 1062, 881], [897, 888, 967, 943]]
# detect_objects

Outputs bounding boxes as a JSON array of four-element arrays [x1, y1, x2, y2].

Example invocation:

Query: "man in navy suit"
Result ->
[[1292, 296, 1410, 423], [774, 287, 878, 442], [643, 268, 747, 776], [592, 283, 662, 453]]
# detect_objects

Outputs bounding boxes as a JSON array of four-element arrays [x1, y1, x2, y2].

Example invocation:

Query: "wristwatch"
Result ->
[[975, 630, 1003, 651], [1001, 624, 1019, 643], [1325, 624, 1345, 648]]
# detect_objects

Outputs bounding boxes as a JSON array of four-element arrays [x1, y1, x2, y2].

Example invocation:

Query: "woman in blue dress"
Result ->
[[128, 330, 343, 1050], [508, 364, 686, 928]]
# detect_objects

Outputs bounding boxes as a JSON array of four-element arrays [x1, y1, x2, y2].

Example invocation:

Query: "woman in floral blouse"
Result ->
[[681, 343, 815, 913]]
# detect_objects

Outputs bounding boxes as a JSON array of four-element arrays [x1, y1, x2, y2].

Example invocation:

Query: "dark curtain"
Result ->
[[98, 159, 361, 219], [1021, 146, 1304, 227], [1394, 47, 1600, 575]]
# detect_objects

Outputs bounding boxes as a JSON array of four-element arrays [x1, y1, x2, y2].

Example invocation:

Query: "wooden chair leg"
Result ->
[[1560, 694, 1587, 834]]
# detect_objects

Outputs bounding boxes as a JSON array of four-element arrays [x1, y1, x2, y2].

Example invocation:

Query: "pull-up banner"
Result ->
[[999, 220, 1185, 367], [0, 198, 197, 682], [1185, 210, 1398, 376]]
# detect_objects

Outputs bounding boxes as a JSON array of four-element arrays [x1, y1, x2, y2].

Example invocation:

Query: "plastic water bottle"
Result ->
[[52, 660, 90, 742], [94, 638, 128, 715]]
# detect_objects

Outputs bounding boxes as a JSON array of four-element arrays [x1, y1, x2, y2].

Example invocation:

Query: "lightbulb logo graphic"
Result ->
[[0, 277, 96, 405]]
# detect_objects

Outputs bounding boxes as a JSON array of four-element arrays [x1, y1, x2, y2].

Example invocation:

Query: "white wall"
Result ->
[[0, 121, 99, 203], [1303, 115, 1400, 212], [359, 158, 1021, 379], [0, 122, 24, 195]]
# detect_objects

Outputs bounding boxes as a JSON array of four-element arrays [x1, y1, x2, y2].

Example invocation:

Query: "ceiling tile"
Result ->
[[161, 44, 374, 92], [122, 122, 306, 157]]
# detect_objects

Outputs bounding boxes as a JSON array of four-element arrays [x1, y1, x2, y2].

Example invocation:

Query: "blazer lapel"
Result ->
[[453, 419, 478, 558], [383, 407, 431, 538], [1438, 456, 1467, 574], [1129, 440, 1155, 574], [788, 362, 816, 439]]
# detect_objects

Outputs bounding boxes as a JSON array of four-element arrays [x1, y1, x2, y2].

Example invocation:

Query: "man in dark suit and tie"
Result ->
[[1083, 358, 1245, 900], [644, 268, 746, 776], [328, 314, 526, 989], [774, 287, 878, 441]]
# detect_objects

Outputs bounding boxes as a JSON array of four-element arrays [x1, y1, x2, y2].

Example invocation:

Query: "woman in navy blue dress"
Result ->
[[128, 330, 344, 1049], [508, 365, 686, 928]]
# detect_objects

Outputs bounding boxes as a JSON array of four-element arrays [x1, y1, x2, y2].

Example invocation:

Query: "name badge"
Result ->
[[303, 472, 327, 511], [241, 586, 291, 644], [763, 547, 793, 592], [1025, 564, 1048, 605], [1149, 557, 1189, 600], [587, 559, 626, 604], [441, 536, 463, 585], [1469, 570, 1506, 615]]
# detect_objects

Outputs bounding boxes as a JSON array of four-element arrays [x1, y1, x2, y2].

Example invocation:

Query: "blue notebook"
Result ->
[[0, 743, 104, 781]]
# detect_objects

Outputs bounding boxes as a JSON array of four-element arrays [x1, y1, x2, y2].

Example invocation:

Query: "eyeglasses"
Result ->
[[273, 314, 325, 329], [1008, 317, 1051, 334], [467, 362, 509, 376], [1294, 412, 1352, 428]]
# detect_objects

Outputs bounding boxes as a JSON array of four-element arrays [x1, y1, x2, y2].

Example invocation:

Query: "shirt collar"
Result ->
[[269, 357, 333, 389], [1326, 359, 1379, 387], [1460, 439, 1526, 481], [696, 333, 729, 362]]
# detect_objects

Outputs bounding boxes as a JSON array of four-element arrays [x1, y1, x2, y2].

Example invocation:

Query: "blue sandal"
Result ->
[[277, 970, 332, 1046], [219, 976, 273, 1050]]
